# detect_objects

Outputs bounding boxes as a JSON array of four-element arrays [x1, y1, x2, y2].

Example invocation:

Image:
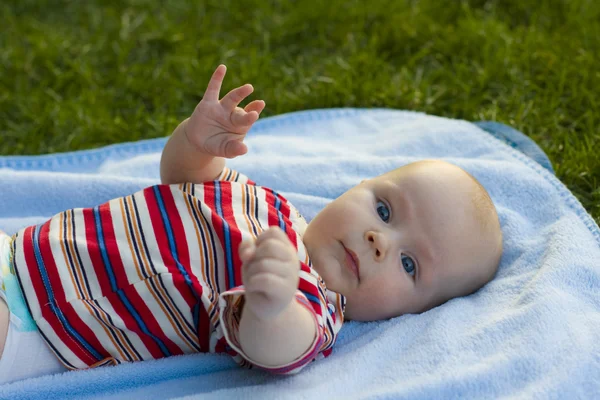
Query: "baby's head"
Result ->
[[303, 160, 502, 321]]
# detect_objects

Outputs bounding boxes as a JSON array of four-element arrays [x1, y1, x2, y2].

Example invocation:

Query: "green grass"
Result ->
[[1, 0, 599, 222]]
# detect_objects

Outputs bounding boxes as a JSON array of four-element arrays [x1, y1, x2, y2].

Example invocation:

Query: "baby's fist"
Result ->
[[239, 227, 300, 321]]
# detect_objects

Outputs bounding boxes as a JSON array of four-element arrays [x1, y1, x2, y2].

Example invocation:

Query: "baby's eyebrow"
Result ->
[[387, 181, 414, 222], [386, 179, 437, 275], [389, 181, 437, 270]]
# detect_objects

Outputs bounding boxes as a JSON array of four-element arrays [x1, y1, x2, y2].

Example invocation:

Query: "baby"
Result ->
[[0, 65, 503, 383]]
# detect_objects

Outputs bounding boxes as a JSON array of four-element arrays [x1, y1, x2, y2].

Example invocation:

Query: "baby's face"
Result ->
[[303, 160, 501, 321]]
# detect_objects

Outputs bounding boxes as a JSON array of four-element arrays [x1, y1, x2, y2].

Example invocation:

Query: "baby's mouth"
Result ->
[[341, 242, 360, 281]]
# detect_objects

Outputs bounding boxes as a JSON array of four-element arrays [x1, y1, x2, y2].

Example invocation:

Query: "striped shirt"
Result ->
[[10, 168, 345, 374]]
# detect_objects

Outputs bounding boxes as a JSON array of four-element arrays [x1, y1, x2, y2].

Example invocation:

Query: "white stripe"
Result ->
[[255, 187, 270, 234], [48, 214, 81, 303], [191, 184, 228, 294], [130, 275, 196, 352], [231, 182, 259, 243], [131, 190, 169, 276], [68, 299, 132, 362], [12, 229, 43, 320], [35, 317, 88, 369], [90, 295, 154, 360], [110, 197, 145, 285], [171, 185, 219, 328], [71, 208, 103, 299]]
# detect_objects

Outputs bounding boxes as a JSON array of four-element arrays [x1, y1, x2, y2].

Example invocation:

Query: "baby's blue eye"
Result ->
[[402, 254, 416, 277], [376, 201, 390, 222]]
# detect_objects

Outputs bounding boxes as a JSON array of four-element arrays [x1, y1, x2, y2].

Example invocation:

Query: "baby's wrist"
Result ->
[[238, 296, 316, 367], [242, 295, 295, 324]]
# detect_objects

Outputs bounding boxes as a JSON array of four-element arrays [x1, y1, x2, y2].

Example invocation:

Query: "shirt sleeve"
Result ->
[[218, 261, 345, 374], [215, 167, 255, 185]]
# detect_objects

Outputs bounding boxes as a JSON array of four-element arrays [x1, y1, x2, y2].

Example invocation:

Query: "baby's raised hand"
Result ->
[[239, 227, 300, 321], [186, 65, 265, 159]]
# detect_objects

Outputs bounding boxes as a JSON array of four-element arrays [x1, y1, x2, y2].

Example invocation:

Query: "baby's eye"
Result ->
[[401, 254, 416, 277], [376, 200, 390, 223]]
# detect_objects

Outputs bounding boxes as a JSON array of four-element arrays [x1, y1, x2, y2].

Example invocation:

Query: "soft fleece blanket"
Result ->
[[0, 109, 598, 399]]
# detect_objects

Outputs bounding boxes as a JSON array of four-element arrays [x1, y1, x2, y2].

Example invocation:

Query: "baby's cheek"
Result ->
[[373, 274, 415, 312], [346, 285, 402, 321], [360, 278, 394, 306]]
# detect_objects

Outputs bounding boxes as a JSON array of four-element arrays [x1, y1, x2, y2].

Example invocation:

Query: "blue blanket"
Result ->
[[0, 109, 598, 399]]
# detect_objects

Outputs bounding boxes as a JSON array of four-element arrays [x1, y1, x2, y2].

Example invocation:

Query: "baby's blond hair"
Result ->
[[465, 171, 503, 291]]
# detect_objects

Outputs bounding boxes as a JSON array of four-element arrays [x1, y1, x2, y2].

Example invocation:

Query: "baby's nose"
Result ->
[[365, 230, 387, 261]]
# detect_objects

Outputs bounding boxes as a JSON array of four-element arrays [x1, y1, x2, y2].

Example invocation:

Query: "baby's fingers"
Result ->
[[223, 140, 248, 158], [204, 65, 226, 102], [239, 239, 256, 264], [230, 108, 259, 127], [244, 100, 266, 115], [221, 84, 254, 111]]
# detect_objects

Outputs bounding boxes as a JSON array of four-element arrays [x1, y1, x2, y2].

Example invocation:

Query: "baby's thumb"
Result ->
[[224, 140, 248, 159], [238, 239, 256, 263]]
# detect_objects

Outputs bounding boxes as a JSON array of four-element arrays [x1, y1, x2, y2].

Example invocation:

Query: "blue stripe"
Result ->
[[89, 298, 142, 362], [132, 195, 195, 353], [70, 212, 95, 304], [94, 207, 118, 291], [188, 193, 220, 295], [153, 186, 202, 327], [68, 209, 135, 362], [116, 289, 171, 356], [123, 201, 149, 280], [273, 192, 286, 231], [94, 204, 171, 357], [31, 225, 104, 361], [302, 292, 320, 305], [214, 182, 236, 289], [133, 194, 198, 335]]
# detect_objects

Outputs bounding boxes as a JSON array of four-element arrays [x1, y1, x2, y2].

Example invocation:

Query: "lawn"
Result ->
[[1, 0, 598, 222]]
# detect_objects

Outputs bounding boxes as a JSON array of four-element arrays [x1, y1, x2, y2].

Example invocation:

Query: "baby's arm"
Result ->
[[237, 228, 317, 368], [160, 65, 265, 184]]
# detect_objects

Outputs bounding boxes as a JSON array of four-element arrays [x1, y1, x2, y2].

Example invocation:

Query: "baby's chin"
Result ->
[[342, 299, 399, 322]]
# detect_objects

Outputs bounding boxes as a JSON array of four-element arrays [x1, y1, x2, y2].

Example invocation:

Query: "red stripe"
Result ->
[[263, 189, 299, 248], [204, 182, 243, 289], [264, 190, 280, 230], [95, 187, 197, 358], [215, 336, 237, 356], [98, 203, 130, 290], [35, 219, 105, 365], [219, 183, 243, 288], [275, 191, 292, 220], [84, 207, 113, 296], [97, 199, 175, 358], [83, 206, 162, 357], [144, 186, 198, 309], [82, 204, 161, 360], [197, 299, 210, 352], [298, 263, 323, 317], [86, 202, 175, 359], [156, 185, 193, 291], [144, 187, 175, 273], [111, 283, 184, 358], [274, 192, 297, 247], [21, 226, 50, 314]]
